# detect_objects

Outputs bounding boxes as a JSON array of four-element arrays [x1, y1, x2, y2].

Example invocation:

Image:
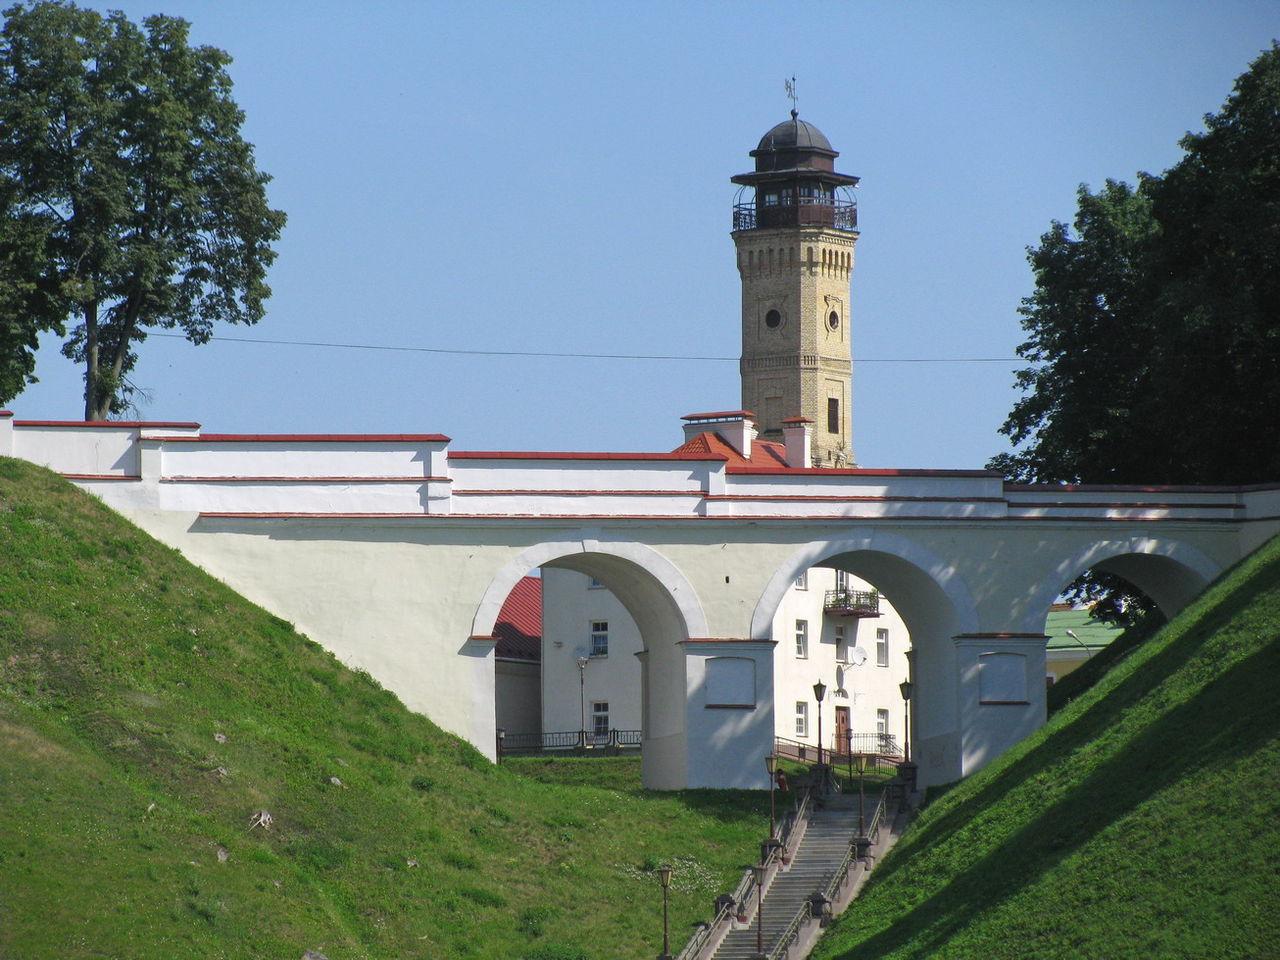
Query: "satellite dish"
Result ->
[[849, 646, 869, 666]]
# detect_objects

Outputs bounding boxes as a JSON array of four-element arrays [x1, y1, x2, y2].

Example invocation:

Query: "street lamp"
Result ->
[[751, 863, 767, 958], [658, 864, 673, 960], [898, 679, 913, 763], [765, 754, 778, 841], [576, 656, 590, 748], [813, 680, 827, 768]]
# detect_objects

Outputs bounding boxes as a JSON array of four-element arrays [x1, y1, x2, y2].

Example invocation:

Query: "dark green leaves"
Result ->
[[0, 1, 285, 417]]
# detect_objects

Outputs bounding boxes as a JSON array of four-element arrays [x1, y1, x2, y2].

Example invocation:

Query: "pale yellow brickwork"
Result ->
[[734, 225, 858, 465]]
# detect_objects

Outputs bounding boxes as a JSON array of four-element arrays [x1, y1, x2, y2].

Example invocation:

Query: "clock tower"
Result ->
[[732, 111, 860, 465]]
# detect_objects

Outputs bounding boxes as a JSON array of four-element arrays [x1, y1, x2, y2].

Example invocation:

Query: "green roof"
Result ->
[[1044, 608, 1124, 651]]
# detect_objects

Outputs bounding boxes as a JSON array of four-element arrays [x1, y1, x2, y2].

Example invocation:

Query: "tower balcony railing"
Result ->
[[732, 197, 858, 232]]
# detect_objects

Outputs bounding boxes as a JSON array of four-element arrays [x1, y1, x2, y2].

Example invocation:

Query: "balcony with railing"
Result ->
[[823, 588, 881, 618], [732, 196, 858, 232]]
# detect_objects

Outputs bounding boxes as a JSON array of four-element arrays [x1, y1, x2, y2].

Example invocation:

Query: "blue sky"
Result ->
[[8, 1, 1276, 467]]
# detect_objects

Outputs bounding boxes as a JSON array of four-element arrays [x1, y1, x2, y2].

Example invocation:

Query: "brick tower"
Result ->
[[732, 111, 860, 465]]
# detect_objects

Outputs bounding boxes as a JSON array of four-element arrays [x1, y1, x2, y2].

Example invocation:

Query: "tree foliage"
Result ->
[[991, 43, 1280, 623], [992, 42, 1280, 486], [0, 0, 285, 419]]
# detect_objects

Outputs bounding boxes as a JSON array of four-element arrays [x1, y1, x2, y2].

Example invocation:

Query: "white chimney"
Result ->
[[781, 417, 813, 468], [680, 410, 757, 458]]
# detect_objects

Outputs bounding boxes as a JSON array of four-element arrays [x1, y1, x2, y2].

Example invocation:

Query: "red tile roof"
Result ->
[[494, 576, 542, 661], [669, 431, 790, 468]]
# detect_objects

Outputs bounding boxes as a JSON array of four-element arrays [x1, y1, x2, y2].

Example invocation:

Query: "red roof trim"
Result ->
[[194, 511, 1241, 523], [954, 633, 1049, 640], [682, 637, 775, 644], [781, 417, 813, 424], [454, 488, 704, 497], [681, 410, 756, 421], [728, 466, 1002, 477], [166, 433, 450, 443], [1011, 500, 1238, 510], [1007, 482, 1260, 494], [0, 410, 12, 418], [162, 475, 450, 484], [450, 450, 726, 462], [15, 418, 200, 429], [704, 494, 1006, 504]]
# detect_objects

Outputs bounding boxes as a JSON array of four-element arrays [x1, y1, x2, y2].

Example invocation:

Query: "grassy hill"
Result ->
[[0, 459, 765, 960], [812, 533, 1280, 959]]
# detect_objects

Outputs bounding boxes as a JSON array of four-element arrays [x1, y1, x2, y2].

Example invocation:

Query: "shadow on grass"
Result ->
[[877, 545, 1280, 881], [825, 551, 1280, 959]]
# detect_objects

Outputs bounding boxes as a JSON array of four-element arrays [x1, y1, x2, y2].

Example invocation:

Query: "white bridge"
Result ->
[[6, 410, 1277, 790]]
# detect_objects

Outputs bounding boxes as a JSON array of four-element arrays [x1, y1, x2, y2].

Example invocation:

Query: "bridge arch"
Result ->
[[751, 529, 979, 786], [1020, 535, 1223, 633], [473, 535, 707, 789]]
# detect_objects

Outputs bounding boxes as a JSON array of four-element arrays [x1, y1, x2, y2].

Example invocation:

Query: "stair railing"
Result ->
[[762, 787, 891, 959], [673, 784, 813, 960]]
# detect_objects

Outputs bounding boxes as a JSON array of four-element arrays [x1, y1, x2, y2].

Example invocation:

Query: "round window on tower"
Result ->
[[828, 310, 840, 330], [765, 309, 782, 329]]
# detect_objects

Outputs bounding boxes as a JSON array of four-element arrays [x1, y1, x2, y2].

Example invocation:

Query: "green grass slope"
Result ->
[[812, 534, 1280, 960], [0, 459, 764, 960]]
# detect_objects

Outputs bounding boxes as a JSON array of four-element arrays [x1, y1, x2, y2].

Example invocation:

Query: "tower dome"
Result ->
[[755, 110, 834, 154]]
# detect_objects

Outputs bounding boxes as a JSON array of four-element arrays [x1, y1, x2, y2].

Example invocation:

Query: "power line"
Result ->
[[151, 331, 1022, 364]]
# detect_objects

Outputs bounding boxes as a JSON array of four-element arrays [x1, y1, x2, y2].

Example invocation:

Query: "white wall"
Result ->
[[540, 568, 644, 737]]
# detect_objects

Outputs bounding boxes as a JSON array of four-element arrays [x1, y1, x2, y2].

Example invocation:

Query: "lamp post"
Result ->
[[658, 864, 673, 960], [576, 656, 589, 748], [898, 679, 913, 763], [899, 677, 917, 798], [751, 863, 767, 958], [813, 680, 827, 768], [765, 754, 778, 841]]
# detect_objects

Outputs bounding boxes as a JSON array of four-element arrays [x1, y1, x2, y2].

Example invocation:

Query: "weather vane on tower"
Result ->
[[784, 75, 798, 116]]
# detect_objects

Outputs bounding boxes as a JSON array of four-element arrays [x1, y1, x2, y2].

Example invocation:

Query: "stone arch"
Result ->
[[473, 535, 706, 790], [1020, 536, 1222, 633], [750, 529, 978, 788], [750, 529, 978, 640], [471, 535, 707, 642]]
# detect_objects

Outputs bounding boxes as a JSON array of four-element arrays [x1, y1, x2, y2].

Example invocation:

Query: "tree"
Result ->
[[0, 1, 285, 419], [990, 43, 1280, 622], [992, 42, 1280, 485]]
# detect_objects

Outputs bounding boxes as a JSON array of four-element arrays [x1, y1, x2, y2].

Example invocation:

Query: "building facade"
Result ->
[[540, 563, 913, 757]]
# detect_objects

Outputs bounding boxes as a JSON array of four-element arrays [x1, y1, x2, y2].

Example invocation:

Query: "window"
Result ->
[[795, 619, 809, 659], [835, 624, 848, 663], [876, 628, 889, 667], [795, 701, 809, 738], [794, 571, 808, 590], [592, 701, 609, 738], [835, 570, 849, 591], [590, 621, 609, 658], [827, 397, 840, 434], [765, 309, 782, 329], [877, 708, 890, 750]]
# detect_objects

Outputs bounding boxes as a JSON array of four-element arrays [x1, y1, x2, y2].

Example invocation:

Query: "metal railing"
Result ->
[[765, 788, 891, 960], [732, 197, 858, 233], [674, 788, 812, 960], [822, 588, 880, 616], [774, 734, 902, 766], [496, 728, 641, 757]]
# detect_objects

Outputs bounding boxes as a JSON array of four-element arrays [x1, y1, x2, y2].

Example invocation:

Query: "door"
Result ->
[[834, 706, 851, 760]]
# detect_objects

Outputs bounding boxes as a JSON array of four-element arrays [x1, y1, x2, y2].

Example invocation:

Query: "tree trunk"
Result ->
[[82, 302, 103, 421]]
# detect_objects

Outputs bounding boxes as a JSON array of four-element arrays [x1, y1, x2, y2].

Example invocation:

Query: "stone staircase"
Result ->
[[710, 794, 864, 960]]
